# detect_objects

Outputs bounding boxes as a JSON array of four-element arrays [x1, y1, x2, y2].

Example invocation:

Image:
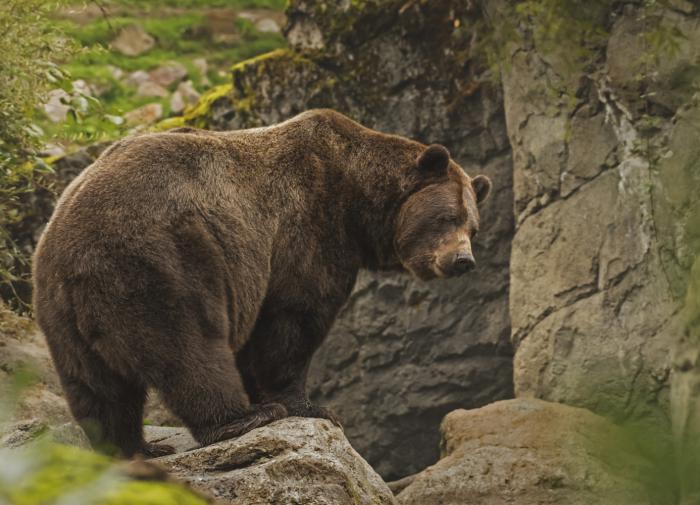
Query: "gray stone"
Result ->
[[397, 399, 661, 505], [192, 58, 208, 78], [149, 62, 188, 88], [170, 91, 185, 115], [71, 79, 93, 97], [136, 81, 169, 98], [125, 70, 151, 88], [177, 80, 200, 106], [110, 24, 155, 57], [255, 18, 280, 33], [153, 418, 396, 505], [43, 89, 70, 123]]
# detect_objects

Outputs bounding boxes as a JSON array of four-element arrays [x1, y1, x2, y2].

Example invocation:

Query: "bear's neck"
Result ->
[[313, 118, 422, 271]]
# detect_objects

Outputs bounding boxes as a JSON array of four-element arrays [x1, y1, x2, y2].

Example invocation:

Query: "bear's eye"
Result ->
[[437, 215, 458, 226]]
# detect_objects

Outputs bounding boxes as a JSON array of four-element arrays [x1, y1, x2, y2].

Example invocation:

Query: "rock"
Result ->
[[108, 65, 124, 80], [43, 89, 70, 123], [39, 143, 66, 158], [71, 79, 93, 97], [192, 57, 208, 78], [183, 2, 515, 479], [170, 91, 186, 115], [124, 103, 163, 125], [397, 399, 663, 505], [136, 80, 169, 98], [255, 18, 280, 33], [1, 419, 90, 450], [110, 24, 155, 56], [170, 83, 201, 115], [149, 62, 188, 88], [152, 417, 396, 505], [144, 426, 198, 454], [125, 70, 151, 88], [177, 81, 200, 106]]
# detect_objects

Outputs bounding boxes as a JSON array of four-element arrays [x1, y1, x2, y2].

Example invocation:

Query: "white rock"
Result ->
[[255, 18, 280, 33], [71, 79, 93, 97], [176, 80, 200, 106], [108, 65, 124, 80], [43, 89, 70, 123], [192, 57, 208, 78], [169, 91, 185, 115]]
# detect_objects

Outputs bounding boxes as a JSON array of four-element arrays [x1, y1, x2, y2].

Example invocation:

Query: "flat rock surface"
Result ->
[[151, 417, 396, 505]]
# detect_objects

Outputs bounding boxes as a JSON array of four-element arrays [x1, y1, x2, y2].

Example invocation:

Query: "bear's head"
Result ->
[[395, 144, 491, 280]]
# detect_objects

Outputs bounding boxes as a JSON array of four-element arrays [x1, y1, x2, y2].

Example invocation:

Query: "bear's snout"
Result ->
[[435, 245, 476, 277]]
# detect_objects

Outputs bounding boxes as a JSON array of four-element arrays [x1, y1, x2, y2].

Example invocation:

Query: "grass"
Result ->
[[40, 0, 286, 146]]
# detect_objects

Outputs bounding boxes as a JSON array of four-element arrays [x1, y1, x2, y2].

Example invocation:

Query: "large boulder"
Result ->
[[397, 399, 667, 505], [151, 418, 397, 505]]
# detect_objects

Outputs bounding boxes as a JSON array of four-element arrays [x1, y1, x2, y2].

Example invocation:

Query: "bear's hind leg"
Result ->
[[151, 341, 287, 447], [60, 366, 173, 458]]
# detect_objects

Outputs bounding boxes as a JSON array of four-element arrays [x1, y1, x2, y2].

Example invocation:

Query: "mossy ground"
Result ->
[[1, 443, 208, 505]]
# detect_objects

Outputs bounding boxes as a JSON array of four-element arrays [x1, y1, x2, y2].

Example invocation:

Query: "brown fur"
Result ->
[[32, 109, 491, 457]]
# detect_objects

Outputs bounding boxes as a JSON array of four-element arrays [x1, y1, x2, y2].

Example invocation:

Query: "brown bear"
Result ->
[[32, 109, 491, 458]]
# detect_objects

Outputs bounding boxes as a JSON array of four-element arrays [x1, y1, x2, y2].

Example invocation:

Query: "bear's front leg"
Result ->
[[241, 306, 343, 427]]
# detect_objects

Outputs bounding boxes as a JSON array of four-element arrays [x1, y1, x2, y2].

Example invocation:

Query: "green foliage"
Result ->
[[0, 0, 76, 303]]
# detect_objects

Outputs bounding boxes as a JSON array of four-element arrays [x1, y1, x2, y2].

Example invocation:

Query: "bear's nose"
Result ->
[[453, 252, 476, 273]]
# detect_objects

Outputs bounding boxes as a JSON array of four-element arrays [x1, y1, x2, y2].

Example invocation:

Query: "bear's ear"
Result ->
[[472, 175, 492, 205], [417, 144, 450, 176]]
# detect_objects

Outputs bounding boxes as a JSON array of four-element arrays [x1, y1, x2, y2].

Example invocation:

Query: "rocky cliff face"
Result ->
[[491, 1, 700, 438]]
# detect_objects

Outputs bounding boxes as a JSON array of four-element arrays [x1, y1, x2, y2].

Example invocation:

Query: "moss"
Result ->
[[154, 116, 187, 131], [2, 444, 208, 505], [181, 83, 234, 126]]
